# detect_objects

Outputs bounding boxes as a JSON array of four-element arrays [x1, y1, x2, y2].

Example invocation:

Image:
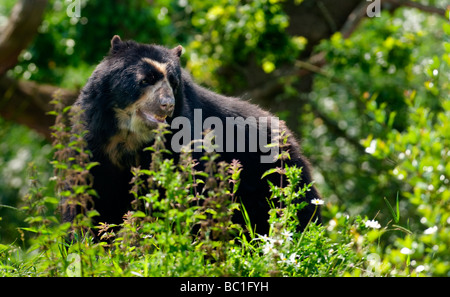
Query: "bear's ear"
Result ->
[[172, 45, 183, 58], [110, 35, 123, 53]]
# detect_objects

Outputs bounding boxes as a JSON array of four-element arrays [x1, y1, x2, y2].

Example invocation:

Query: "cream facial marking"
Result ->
[[142, 57, 167, 76], [140, 57, 175, 107]]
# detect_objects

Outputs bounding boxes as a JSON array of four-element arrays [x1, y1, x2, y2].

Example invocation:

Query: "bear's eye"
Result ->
[[140, 79, 149, 86]]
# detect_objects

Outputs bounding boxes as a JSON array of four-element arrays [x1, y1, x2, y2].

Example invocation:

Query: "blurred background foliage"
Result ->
[[0, 0, 449, 275]]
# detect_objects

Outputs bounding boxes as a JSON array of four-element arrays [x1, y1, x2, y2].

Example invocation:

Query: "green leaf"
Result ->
[[46, 111, 59, 116], [43, 196, 59, 205], [0, 244, 10, 253], [87, 210, 100, 218], [384, 193, 400, 224], [133, 211, 146, 218], [0, 204, 19, 211], [240, 200, 255, 239], [86, 162, 100, 170], [261, 168, 278, 179]]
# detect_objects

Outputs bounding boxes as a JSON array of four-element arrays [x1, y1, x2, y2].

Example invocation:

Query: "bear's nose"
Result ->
[[160, 97, 175, 113]]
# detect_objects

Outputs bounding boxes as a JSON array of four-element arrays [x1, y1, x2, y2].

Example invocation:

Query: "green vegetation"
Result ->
[[0, 0, 449, 276], [0, 103, 389, 276]]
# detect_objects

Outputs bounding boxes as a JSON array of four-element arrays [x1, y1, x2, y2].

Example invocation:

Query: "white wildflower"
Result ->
[[365, 219, 381, 229], [277, 253, 300, 268], [288, 253, 300, 267], [263, 241, 276, 255], [311, 198, 325, 206], [416, 265, 426, 273], [273, 237, 284, 246], [400, 247, 413, 255], [259, 234, 274, 243], [424, 226, 438, 235], [277, 253, 288, 264], [281, 229, 293, 242]]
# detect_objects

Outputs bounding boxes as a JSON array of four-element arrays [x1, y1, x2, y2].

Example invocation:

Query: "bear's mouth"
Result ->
[[137, 109, 167, 126]]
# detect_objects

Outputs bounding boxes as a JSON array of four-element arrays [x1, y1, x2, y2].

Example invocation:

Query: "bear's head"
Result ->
[[106, 35, 183, 134], [89, 35, 183, 166]]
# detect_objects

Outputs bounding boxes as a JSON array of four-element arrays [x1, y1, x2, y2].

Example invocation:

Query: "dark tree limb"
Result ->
[[0, 0, 48, 76], [0, 75, 78, 140], [340, 1, 371, 39], [384, 0, 447, 18], [0, 0, 76, 140]]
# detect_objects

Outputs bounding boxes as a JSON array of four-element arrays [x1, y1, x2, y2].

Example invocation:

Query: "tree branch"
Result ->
[[384, 0, 447, 18], [0, 75, 78, 140], [0, 0, 74, 140], [340, 0, 370, 39], [0, 0, 48, 75]]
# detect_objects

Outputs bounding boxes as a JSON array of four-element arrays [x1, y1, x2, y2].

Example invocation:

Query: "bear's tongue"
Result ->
[[139, 110, 167, 124]]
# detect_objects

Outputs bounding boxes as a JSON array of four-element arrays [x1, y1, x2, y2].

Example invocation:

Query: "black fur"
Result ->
[[66, 36, 321, 235]]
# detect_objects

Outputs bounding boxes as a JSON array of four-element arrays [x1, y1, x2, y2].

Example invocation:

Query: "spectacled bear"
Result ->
[[63, 35, 321, 235]]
